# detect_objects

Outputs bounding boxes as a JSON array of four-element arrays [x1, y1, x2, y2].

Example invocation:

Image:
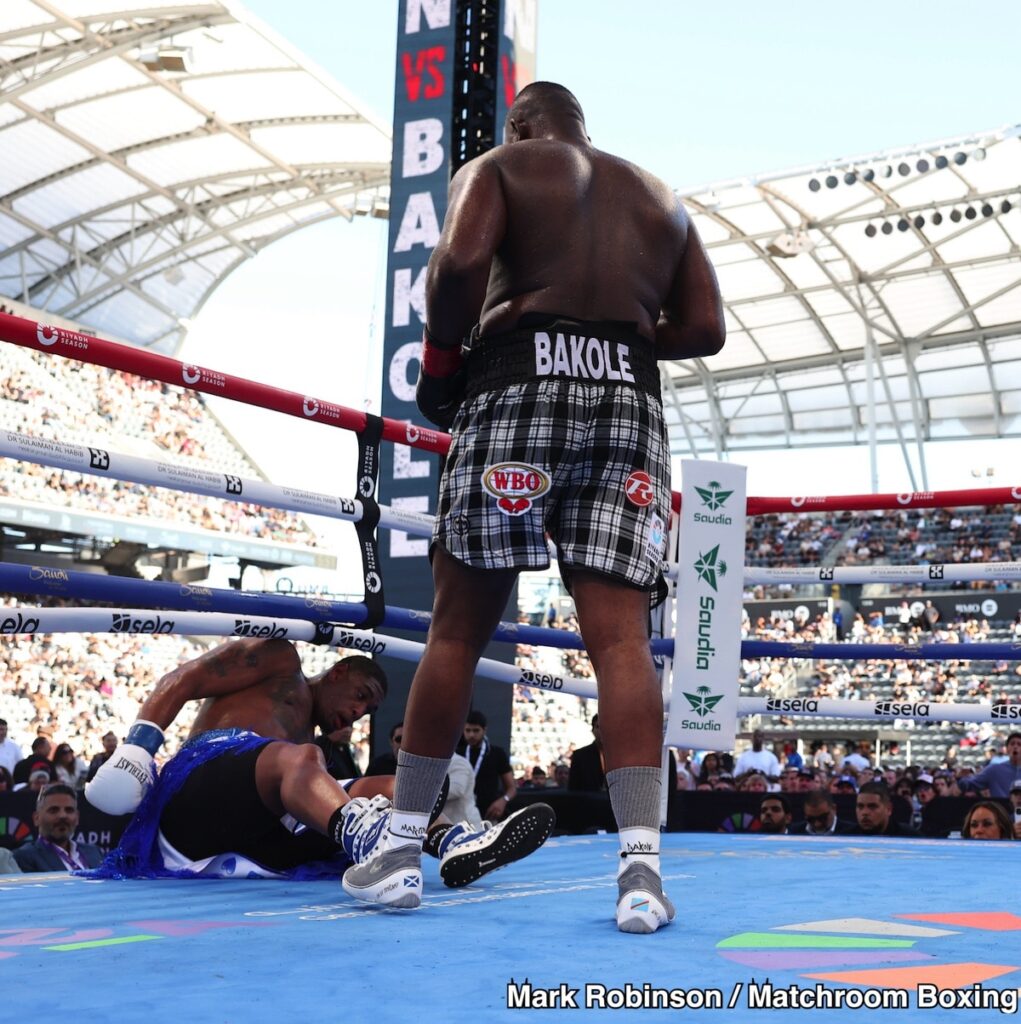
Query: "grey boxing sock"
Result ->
[[606, 766, 662, 830], [394, 748, 451, 815]]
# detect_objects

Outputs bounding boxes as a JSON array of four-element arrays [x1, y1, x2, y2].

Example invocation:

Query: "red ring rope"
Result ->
[[2, 311, 1017, 516]]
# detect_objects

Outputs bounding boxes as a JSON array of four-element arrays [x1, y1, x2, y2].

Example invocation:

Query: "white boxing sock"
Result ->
[[388, 810, 429, 847], [617, 827, 661, 876]]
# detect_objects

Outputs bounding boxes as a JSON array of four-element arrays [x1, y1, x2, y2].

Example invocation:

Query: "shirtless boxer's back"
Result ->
[[351, 82, 725, 932]]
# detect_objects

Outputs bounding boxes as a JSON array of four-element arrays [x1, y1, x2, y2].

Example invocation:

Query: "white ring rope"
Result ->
[[4, 429, 1021, 587], [3, 605, 1015, 724]]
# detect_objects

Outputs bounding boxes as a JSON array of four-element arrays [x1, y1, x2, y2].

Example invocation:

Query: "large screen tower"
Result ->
[[375, 1, 537, 754]]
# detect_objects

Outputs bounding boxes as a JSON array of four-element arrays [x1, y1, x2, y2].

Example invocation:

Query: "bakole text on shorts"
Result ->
[[505, 980, 1019, 1013]]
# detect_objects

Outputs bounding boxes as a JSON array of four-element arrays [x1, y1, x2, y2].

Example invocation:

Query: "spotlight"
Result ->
[[964, 206, 977, 219], [950, 208, 962, 222], [973, 147, 986, 161], [808, 178, 821, 192], [863, 168, 876, 182], [898, 162, 911, 176], [766, 231, 815, 258], [865, 223, 877, 237], [880, 165, 893, 178], [825, 175, 839, 189], [844, 171, 857, 185], [897, 218, 909, 231], [953, 151, 967, 165], [934, 155, 948, 169], [881, 221, 893, 234], [913, 215, 925, 229], [916, 158, 930, 173], [981, 202, 993, 217], [1001, 199, 1013, 214], [932, 211, 943, 225]]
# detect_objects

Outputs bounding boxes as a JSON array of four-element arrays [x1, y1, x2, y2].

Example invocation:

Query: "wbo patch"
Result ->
[[482, 462, 551, 517]]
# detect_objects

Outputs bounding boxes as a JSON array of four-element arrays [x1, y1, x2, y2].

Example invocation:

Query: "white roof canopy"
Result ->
[[669, 124, 1021, 479], [3, 5, 1018, 485], [0, 1, 391, 352]]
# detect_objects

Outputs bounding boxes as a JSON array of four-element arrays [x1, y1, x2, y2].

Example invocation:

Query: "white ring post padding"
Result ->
[[6, 607, 1016, 723]]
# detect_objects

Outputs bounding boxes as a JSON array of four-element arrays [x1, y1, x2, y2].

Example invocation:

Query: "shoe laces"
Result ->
[[439, 819, 494, 858], [340, 795, 391, 862]]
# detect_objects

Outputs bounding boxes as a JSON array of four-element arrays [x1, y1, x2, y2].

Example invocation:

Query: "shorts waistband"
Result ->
[[465, 317, 660, 398]]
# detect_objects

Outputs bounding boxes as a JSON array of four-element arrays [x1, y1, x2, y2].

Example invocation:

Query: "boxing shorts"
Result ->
[[91, 730, 353, 880], [434, 315, 670, 595]]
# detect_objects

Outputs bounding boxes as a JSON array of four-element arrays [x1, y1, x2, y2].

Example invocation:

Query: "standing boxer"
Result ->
[[344, 82, 725, 932]]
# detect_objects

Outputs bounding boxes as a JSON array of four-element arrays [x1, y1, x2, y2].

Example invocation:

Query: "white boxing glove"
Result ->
[[84, 720, 164, 816]]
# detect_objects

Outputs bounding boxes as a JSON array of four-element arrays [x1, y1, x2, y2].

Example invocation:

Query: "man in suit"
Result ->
[[13, 783, 102, 872], [569, 714, 606, 792]]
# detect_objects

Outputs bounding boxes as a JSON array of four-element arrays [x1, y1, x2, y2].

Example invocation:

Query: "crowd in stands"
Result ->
[[839, 506, 1021, 583], [1, 347, 316, 545], [743, 506, 1021, 599], [745, 512, 847, 568], [506, 728, 1021, 840]]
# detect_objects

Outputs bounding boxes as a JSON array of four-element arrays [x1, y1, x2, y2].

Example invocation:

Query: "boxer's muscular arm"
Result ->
[[656, 207, 726, 360], [136, 638, 301, 731], [426, 157, 507, 344]]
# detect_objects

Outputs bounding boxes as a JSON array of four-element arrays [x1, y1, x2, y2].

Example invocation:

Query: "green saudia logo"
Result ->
[[694, 480, 734, 524], [680, 685, 723, 731], [694, 480, 733, 510], [694, 545, 728, 591]]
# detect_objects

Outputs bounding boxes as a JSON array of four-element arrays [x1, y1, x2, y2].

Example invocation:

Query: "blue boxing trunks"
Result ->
[[434, 315, 671, 595], [89, 730, 352, 880]]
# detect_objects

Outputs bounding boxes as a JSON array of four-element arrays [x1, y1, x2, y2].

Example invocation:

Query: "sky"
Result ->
[[180, 1, 1021, 588]]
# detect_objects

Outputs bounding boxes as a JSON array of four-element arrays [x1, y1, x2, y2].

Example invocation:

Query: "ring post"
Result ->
[[665, 460, 746, 752]]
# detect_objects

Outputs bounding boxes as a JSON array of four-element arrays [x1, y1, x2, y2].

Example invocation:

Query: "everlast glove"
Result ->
[[416, 327, 466, 430], [84, 720, 164, 815]]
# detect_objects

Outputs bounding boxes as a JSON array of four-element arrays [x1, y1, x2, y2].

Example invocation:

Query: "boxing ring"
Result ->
[[2, 309, 1021, 1021]]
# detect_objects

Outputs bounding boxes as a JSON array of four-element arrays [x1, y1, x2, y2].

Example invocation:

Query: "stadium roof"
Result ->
[[0, 1, 390, 353], [670, 123, 1021, 485], [2, 6, 1018, 487]]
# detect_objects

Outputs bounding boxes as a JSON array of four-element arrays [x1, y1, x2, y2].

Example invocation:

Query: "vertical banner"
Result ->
[[666, 460, 746, 751], [496, 0, 537, 130], [376, 0, 458, 745]]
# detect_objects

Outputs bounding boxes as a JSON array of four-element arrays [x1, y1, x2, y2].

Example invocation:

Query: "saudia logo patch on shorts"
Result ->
[[482, 462, 551, 516]]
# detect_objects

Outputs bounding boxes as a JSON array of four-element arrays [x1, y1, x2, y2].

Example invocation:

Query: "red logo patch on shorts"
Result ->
[[482, 462, 551, 517], [625, 471, 655, 507]]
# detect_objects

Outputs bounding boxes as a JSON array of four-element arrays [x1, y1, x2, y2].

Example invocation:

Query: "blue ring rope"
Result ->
[[2, 561, 1018, 661]]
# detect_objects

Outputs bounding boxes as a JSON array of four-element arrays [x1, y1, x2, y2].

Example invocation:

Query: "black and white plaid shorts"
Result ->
[[434, 366, 671, 591]]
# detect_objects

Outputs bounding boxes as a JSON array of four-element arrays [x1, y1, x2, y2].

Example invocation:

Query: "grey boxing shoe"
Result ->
[[616, 861, 675, 934], [340, 800, 423, 909], [439, 803, 556, 888]]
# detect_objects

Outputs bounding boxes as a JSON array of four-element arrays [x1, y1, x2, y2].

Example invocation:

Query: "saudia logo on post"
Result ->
[[680, 685, 723, 731], [694, 480, 734, 523], [481, 462, 551, 517], [694, 545, 727, 592]]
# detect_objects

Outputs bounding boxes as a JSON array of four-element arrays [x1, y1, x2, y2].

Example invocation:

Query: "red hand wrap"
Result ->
[[422, 328, 464, 378]]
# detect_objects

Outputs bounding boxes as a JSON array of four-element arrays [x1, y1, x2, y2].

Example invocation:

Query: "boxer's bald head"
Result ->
[[506, 81, 586, 143]]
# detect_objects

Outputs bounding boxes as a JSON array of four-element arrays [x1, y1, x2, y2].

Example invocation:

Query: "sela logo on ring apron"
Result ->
[[667, 461, 746, 751]]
